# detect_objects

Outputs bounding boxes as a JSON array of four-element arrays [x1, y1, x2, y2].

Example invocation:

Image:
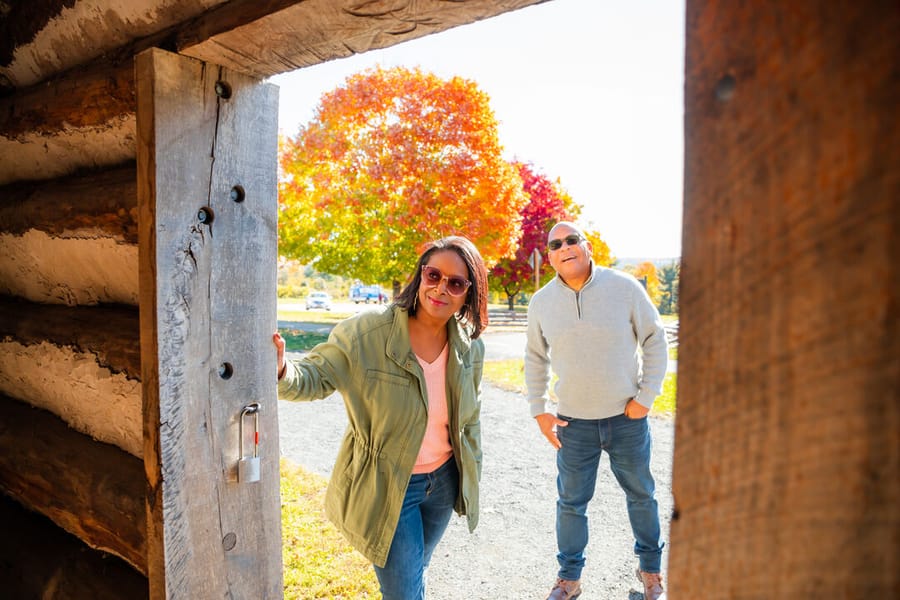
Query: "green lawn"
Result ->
[[281, 460, 381, 599]]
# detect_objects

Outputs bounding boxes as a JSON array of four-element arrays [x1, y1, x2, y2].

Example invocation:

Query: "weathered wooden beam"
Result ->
[[0, 395, 147, 574], [178, 0, 548, 78], [0, 165, 139, 305], [0, 296, 143, 457], [0, 0, 546, 185], [0, 163, 137, 241], [136, 48, 281, 599], [0, 60, 135, 139], [671, 1, 900, 598], [0, 493, 147, 599], [0, 296, 140, 378]]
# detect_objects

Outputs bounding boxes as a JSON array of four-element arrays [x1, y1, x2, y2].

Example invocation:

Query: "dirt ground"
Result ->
[[278, 382, 674, 600]]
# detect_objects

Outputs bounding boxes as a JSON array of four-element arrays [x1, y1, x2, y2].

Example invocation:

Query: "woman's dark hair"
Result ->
[[394, 236, 489, 339]]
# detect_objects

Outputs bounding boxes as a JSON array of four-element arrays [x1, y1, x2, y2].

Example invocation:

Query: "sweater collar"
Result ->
[[555, 261, 598, 292]]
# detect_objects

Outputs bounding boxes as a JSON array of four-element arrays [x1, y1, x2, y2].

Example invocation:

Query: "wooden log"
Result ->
[[0, 163, 138, 242], [136, 48, 282, 599], [178, 0, 547, 78], [671, 1, 900, 598], [0, 395, 147, 574], [0, 297, 143, 455], [0, 494, 147, 599], [0, 0, 545, 186], [0, 165, 140, 304], [0, 296, 140, 378]]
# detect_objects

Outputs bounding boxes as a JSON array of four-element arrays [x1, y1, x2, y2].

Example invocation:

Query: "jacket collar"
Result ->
[[386, 305, 471, 370]]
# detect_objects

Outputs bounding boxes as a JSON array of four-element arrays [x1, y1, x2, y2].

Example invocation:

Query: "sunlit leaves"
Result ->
[[488, 162, 581, 306], [278, 66, 528, 284]]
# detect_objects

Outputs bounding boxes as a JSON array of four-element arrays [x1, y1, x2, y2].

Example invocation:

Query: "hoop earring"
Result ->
[[413, 294, 418, 311]]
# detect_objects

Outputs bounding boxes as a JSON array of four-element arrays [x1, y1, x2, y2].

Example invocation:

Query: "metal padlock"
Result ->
[[238, 402, 261, 483]]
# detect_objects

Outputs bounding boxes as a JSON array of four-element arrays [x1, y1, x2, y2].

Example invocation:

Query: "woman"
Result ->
[[273, 236, 488, 600]]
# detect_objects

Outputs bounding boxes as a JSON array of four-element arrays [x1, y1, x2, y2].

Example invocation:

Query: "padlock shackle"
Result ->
[[239, 402, 261, 458]]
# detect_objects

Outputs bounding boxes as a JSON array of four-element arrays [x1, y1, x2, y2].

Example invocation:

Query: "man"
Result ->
[[525, 222, 668, 600]]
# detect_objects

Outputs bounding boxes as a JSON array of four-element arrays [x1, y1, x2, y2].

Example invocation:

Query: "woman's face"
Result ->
[[417, 250, 469, 323]]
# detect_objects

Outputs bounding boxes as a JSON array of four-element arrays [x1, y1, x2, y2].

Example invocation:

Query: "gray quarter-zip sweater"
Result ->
[[525, 266, 668, 419]]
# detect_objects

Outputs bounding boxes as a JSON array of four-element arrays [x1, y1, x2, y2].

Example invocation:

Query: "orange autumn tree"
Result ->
[[630, 261, 662, 306], [583, 226, 614, 268], [279, 66, 527, 291]]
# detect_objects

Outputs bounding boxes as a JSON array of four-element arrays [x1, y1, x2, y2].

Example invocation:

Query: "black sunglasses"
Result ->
[[548, 234, 584, 251], [421, 265, 472, 297]]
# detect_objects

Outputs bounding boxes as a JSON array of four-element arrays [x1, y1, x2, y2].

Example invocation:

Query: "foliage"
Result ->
[[623, 261, 662, 306], [582, 226, 614, 268], [279, 66, 528, 287], [281, 459, 381, 598], [488, 163, 580, 308], [657, 261, 680, 315]]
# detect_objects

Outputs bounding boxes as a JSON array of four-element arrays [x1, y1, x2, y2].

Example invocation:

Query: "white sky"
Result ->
[[271, 0, 685, 259]]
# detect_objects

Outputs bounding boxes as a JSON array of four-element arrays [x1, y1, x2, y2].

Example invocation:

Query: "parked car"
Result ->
[[350, 284, 384, 304], [305, 291, 332, 311]]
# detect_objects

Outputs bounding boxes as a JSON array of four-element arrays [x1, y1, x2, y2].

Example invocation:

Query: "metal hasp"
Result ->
[[238, 402, 261, 483]]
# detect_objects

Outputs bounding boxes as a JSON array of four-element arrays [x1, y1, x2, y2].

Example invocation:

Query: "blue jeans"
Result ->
[[555, 414, 663, 580], [374, 458, 459, 600]]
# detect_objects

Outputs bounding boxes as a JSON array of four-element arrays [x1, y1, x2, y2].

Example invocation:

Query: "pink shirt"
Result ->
[[411, 343, 454, 474]]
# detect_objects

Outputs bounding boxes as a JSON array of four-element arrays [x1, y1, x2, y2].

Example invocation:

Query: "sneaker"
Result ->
[[546, 578, 582, 600], [636, 569, 665, 600]]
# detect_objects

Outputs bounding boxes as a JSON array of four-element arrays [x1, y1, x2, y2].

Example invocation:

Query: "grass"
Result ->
[[279, 309, 355, 324], [280, 328, 330, 352], [281, 459, 381, 599]]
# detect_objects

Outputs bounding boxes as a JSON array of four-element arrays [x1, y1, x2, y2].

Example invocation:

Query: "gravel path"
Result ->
[[278, 379, 674, 600]]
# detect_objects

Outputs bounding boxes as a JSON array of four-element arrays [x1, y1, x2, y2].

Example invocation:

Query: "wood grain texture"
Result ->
[[0, 395, 147, 573], [670, 1, 900, 598], [179, 0, 548, 77], [0, 493, 148, 599], [0, 295, 140, 378], [136, 48, 281, 599], [0, 164, 138, 241]]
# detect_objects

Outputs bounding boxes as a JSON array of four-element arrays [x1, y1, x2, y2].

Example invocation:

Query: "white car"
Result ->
[[305, 291, 332, 311]]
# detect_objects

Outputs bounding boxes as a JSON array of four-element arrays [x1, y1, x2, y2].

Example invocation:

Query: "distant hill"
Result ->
[[613, 257, 680, 268]]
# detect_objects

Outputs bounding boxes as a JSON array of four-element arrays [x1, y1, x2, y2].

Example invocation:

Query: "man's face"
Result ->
[[547, 225, 592, 282]]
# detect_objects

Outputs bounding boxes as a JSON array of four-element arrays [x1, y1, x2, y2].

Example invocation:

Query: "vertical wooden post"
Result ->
[[671, 2, 899, 598], [135, 48, 282, 599]]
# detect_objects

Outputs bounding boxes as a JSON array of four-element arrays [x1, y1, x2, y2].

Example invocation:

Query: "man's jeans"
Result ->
[[555, 413, 663, 580], [374, 458, 458, 600]]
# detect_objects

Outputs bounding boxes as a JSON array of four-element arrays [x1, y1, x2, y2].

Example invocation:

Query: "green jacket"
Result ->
[[278, 305, 484, 567]]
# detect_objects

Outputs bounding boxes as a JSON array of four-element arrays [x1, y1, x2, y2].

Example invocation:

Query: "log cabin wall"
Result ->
[[0, 1, 546, 598]]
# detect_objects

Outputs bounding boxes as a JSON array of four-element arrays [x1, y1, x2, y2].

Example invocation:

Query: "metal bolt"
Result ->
[[214, 80, 232, 99], [197, 206, 214, 224], [715, 74, 736, 102], [230, 185, 245, 203], [222, 532, 237, 551], [218, 362, 233, 380]]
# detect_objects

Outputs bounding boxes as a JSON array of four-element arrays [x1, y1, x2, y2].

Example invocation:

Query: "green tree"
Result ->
[[658, 261, 680, 315], [278, 66, 528, 291]]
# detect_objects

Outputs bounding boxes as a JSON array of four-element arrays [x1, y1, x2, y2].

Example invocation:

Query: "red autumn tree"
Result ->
[[278, 66, 527, 292], [489, 162, 581, 309]]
